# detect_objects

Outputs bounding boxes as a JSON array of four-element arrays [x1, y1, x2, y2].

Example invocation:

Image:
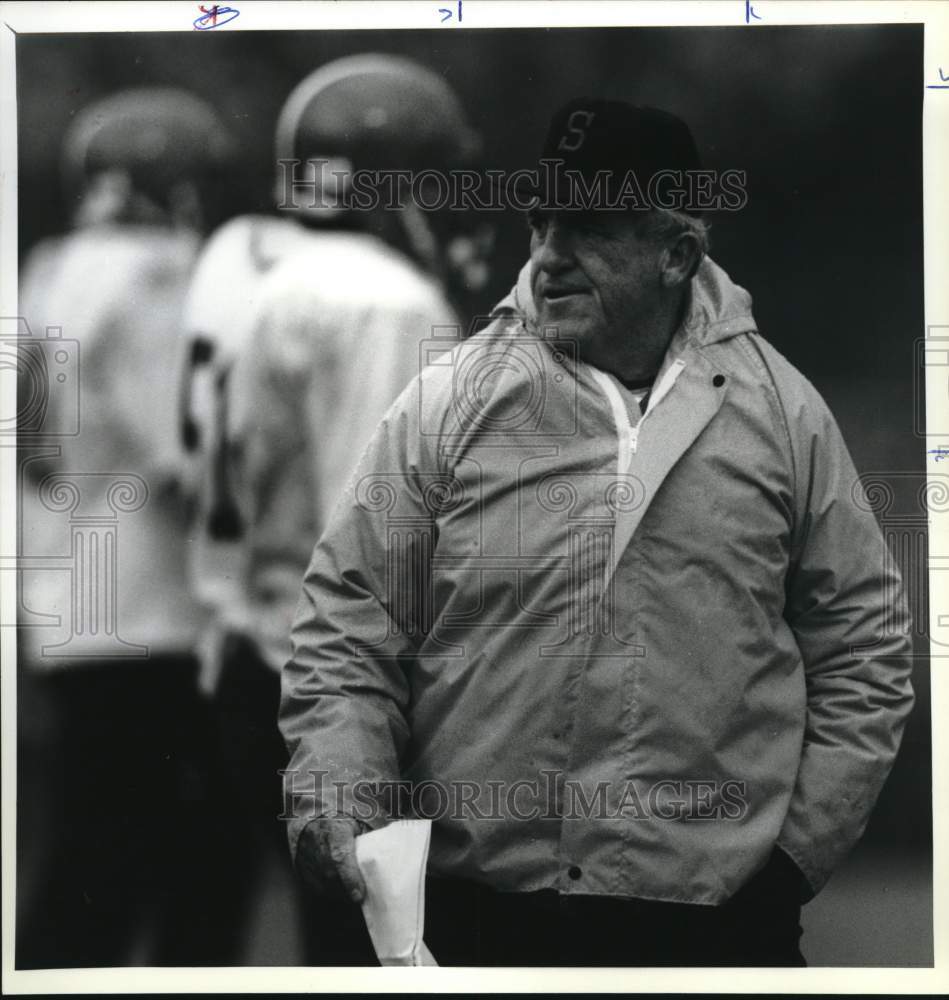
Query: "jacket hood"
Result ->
[[494, 255, 757, 347]]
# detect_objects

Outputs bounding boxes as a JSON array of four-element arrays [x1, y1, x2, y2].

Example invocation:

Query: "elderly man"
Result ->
[[280, 99, 914, 966]]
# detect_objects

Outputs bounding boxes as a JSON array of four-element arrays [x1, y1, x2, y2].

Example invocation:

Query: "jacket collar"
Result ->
[[491, 256, 757, 584]]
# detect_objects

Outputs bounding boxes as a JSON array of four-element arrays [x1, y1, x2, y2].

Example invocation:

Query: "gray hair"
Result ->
[[634, 208, 710, 264]]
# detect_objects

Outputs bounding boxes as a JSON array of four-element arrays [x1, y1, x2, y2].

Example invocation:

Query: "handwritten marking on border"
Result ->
[[193, 5, 240, 30], [439, 0, 462, 24], [927, 68, 948, 89]]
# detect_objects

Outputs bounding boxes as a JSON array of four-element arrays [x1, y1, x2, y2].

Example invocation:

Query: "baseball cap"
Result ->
[[513, 97, 704, 215]]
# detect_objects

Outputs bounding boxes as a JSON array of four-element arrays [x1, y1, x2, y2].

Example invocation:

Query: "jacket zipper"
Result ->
[[591, 359, 687, 475]]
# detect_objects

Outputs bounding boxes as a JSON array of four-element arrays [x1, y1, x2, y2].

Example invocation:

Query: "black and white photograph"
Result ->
[[2, 0, 946, 991]]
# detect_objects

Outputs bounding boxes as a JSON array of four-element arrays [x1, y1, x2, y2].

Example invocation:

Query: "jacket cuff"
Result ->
[[286, 810, 388, 865]]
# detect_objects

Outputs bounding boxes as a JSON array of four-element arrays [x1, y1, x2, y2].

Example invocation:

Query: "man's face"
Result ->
[[529, 208, 665, 372]]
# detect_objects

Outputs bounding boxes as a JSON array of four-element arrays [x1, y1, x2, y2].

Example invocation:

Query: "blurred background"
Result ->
[[15, 24, 930, 967]]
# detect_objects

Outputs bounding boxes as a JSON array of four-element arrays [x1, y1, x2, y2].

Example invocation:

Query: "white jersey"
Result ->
[[181, 214, 311, 370], [228, 229, 459, 672], [18, 225, 205, 664], [177, 214, 311, 637]]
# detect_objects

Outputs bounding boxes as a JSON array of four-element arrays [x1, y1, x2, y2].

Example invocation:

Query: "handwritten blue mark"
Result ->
[[439, 0, 462, 23], [745, 0, 761, 22], [928, 67, 949, 88], [929, 447, 949, 462], [193, 4, 240, 30]]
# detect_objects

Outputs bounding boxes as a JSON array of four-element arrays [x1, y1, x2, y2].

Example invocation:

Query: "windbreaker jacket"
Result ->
[[281, 256, 914, 904]]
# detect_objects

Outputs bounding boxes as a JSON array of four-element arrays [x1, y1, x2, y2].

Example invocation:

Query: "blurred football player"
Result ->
[[179, 54, 486, 963], [16, 87, 234, 968]]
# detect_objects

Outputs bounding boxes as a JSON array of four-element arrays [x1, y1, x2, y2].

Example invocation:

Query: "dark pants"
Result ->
[[308, 856, 806, 967], [198, 633, 324, 964], [16, 656, 217, 968], [196, 634, 292, 961], [423, 874, 806, 966]]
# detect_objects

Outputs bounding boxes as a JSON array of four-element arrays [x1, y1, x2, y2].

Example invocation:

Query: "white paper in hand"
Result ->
[[354, 819, 437, 966]]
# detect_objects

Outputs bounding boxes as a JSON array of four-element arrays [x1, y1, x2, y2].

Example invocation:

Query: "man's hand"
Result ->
[[295, 816, 368, 904]]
